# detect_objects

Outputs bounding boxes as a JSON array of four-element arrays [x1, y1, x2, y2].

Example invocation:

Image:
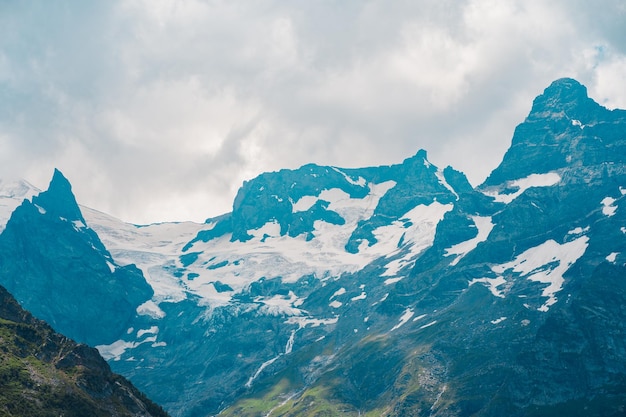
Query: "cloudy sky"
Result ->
[[1, 0, 625, 224]]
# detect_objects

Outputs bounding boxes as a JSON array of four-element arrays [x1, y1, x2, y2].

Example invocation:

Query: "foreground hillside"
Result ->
[[0, 284, 169, 417]]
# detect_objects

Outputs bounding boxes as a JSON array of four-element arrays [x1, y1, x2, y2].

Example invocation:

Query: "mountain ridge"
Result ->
[[1, 77, 625, 416], [0, 283, 170, 417]]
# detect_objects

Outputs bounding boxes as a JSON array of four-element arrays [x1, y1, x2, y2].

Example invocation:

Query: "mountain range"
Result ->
[[1, 78, 625, 416]]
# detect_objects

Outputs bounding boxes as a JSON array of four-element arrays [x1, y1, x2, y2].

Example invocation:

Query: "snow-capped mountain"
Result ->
[[0, 178, 40, 233], [1, 78, 625, 417]]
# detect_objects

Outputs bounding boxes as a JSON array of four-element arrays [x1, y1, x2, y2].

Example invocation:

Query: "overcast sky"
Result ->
[[1, 0, 625, 224]]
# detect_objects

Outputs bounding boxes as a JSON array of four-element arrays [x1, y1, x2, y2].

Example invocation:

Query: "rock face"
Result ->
[[483, 78, 626, 186], [0, 169, 153, 346], [1, 78, 626, 417], [0, 284, 170, 417]]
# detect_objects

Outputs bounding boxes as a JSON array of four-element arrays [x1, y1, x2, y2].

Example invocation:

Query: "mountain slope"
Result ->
[[215, 78, 626, 416], [1, 78, 625, 417], [85, 149, 467, 416], [0, 284, 170, 417], [0, 169, 153, 346]]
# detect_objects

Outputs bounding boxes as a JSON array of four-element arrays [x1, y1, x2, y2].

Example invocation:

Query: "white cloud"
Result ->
[[0, 0, 625, 223], [590, 52, 626, 110]]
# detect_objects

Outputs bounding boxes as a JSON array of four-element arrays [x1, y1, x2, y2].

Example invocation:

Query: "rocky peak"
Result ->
[[31, 168, 85, 223], [227, 163, 370, 242], [530, 78, 590, 113], [185, 149, 463, 249], [482, 78, 626, 188], [0, 170, 153, 346]]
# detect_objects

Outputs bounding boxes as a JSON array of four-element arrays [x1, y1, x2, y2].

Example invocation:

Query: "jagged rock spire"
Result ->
[[31, 168, 85, 223]]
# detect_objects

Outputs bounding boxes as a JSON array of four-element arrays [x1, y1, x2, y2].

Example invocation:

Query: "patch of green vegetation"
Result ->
[[219, 378, 296, 416], [266, 382, 390, 417], [270, 382, 357, 417], [219, 332, 447, 417], [0, 285, 171, 417]]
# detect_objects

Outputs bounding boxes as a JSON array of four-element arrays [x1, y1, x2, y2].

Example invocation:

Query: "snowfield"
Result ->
[[84, 180, 453, 316]]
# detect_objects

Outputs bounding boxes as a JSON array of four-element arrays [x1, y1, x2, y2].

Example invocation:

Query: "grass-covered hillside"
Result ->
[[0, 284, 169, 417]]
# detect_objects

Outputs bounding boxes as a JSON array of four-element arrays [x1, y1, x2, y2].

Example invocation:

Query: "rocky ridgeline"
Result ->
[[0, 78, 625, 416]]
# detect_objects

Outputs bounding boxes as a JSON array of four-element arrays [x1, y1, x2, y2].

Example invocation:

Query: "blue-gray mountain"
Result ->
[[1, 78, 625, 417], [0, 169, 153, 346]]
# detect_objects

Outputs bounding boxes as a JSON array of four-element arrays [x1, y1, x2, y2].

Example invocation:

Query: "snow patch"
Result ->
[[419, 320, 437, 329], [351, 292, 367, 301], [601, 197, 617, 217], [380, 202, 454, 276], [285, 316, 339, 328], [96, 340, 136, 361], [292, 195, 318, 212], [391, 308, 414, 331], [329, 300, 342, 308], [250, 220, 281, 239], [435, 169, 459, 200], [82, 206, 200, 304], [491, 236, 589, 311], [384, 277, 403, 285], [484, 172, 561, 204], [136, 300, 166, 319], [178, 181, 397, 305], [412, 314, 427, 322], [106, 261, 116, 273], [330, 287, 346, 299], [137, 326, 159, 338], [257, 291, 304, 317], [468, 276, 507, 298], [444, 216, 494, 265], [331, 166, 367, 187], [72, 220, 86, 231], [568, 226, 589, 235], [96, 332, 166, 362]]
